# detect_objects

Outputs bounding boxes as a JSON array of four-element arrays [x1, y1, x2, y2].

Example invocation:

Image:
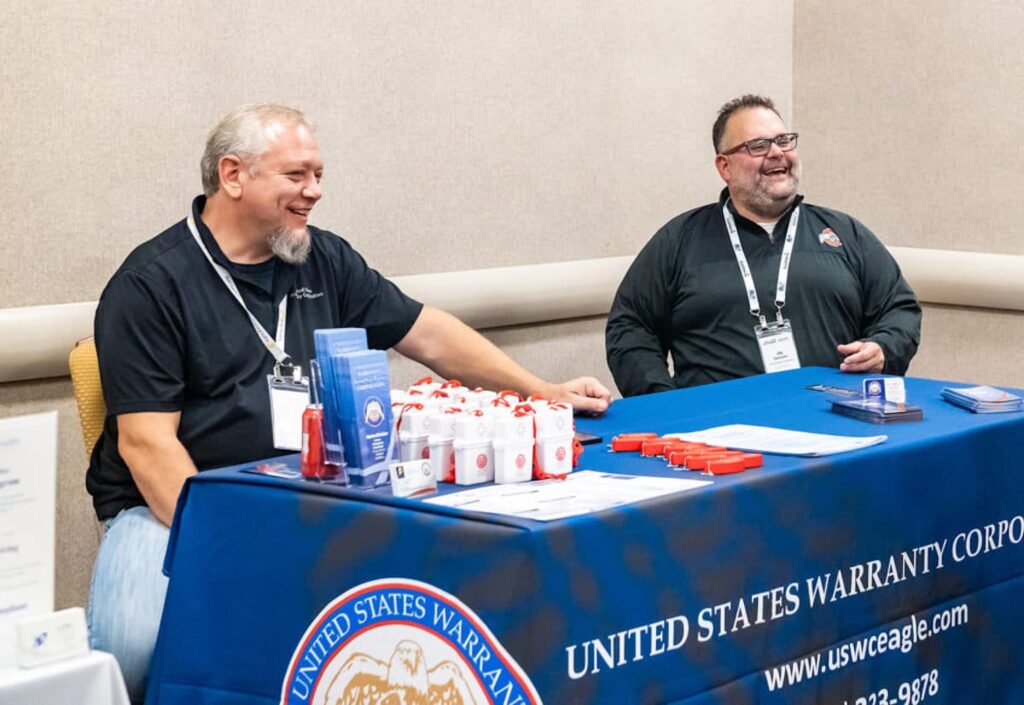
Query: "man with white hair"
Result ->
[[606, 94, 921, 396], [85, 104, 611, 702]]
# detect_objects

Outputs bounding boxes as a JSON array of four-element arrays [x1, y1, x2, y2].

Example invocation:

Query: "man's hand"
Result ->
[[837, 340, 885, 373], [546, 377, 613, 415]]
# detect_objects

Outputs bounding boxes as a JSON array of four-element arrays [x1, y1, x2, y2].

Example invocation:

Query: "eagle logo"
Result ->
[[321, 640, 476, 705], [282, 579, 542, 705]]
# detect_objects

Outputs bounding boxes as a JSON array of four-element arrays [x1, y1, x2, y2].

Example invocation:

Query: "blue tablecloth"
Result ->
[[146, 368, 1024, 704]]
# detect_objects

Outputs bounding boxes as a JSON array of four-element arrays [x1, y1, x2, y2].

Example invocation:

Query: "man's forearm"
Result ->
[[395, 306, 558, 398], [121, 438, 196, 527]]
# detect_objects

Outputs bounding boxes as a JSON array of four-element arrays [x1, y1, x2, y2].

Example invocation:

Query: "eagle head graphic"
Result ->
[[321, 639, 478, 705]]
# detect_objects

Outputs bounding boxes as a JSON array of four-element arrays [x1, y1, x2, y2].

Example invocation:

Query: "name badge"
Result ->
[[755, 319, 801, 374], [389, 459, 438, 498], [268, 371, 310, 451]]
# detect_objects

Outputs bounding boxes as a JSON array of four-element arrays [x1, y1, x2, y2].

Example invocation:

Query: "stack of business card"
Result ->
[[941, 385, 1023, 413], [830, 398, 924, 424]]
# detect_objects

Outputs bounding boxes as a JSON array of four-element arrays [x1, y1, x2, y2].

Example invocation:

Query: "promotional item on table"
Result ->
[[275, 328, 970, 522], [862, 376, 907, 403], [331, 350, 394, 485], [941, 385, 1024, 413], [829, 397, 924, 424], [313, 328, 368, 466], [290, 328, 591, 500]]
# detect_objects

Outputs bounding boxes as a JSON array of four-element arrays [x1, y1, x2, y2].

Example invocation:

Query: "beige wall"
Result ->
[[0, 2, 793, 609], [1, 0, 792, 308], [6, 0, 1024, 615], [793, 1, 1024, 254], [793, 1, 1024, 386]]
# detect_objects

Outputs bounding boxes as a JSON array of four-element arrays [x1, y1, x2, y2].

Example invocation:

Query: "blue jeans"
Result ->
[[87, 506, 170, 705]]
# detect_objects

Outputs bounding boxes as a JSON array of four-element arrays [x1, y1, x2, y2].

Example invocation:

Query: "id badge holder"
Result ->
[[754, 316, 801, 374], [268, 363, 310, 451]]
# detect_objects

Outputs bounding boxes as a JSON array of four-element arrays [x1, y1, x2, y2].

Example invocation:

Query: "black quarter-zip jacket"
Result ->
[[606, 190, 921, 397]]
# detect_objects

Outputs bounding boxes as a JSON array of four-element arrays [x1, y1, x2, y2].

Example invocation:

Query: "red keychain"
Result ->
[[706, 456, 747, 475], [610, 432, 657, 452], [640, 438, 675, 457]]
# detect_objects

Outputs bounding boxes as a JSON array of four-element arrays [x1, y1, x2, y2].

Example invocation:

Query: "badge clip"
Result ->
[[273, 361, 303, 384]]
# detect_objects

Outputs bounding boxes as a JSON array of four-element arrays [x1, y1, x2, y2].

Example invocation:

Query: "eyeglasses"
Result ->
[[720, 132, 799, 157]]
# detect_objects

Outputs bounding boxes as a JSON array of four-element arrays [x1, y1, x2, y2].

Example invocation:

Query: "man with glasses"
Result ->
[[606, 95, 921, 396]]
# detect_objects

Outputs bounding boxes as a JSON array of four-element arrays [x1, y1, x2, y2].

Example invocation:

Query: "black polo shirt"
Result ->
[[86, 196, 423, 520]]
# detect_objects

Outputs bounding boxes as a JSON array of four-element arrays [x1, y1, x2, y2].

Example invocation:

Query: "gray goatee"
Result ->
[[267, 227, 311, 264]]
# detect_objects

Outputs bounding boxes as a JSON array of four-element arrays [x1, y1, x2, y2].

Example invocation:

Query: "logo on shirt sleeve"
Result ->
[[818, 228, 843, 248]]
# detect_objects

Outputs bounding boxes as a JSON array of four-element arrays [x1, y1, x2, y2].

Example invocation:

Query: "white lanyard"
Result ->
[[186, 212, 290, 365], [722, 202, 800, 328]]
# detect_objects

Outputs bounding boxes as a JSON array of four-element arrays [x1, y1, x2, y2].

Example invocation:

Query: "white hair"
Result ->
[[200, 104, 314, 197]]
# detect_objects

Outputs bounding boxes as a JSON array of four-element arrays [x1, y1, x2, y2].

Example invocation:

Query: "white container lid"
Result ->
[[534, 403, 574, 437], [494, 413, 534, 442], [398, 406, 431, 436], [454, 410, 495, 442], [464, 389, 498, 406], [487, 396, 519, 413], [419, 397, 445, 414], [428, 408, 461, 441], [499, 391, 524, 404]]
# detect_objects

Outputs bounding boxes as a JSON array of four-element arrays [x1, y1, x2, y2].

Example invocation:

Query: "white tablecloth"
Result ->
[[0, 650, 129, 705]]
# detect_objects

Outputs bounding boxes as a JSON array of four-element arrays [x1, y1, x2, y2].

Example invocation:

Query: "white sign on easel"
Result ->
[[0, 411, 57, 669]]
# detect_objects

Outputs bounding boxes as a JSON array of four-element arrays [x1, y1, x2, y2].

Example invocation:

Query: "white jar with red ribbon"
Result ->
[[453, 409, 496, 485], [390, 400, 407, 460], [493, 410, 534, 484], [397, 403, 432, 462], [428, 406, 461, 483], [533, 402, 574, 478]]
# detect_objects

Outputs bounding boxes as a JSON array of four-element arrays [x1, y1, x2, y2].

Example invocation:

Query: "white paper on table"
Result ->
[[424, 470, 710, 521], [666, 424, 886, 456], [0, 411, 58, 669]]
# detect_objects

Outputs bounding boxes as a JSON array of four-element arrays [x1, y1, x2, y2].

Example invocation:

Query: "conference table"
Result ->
[[145, 367, 1024, 704]]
